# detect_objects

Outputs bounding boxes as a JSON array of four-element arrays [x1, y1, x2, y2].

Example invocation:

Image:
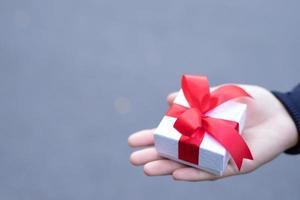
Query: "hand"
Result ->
[[128, 85, 298, 181]]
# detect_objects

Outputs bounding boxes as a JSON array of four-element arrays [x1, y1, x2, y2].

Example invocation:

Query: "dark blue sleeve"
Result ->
[[272, 84, 300, 154]]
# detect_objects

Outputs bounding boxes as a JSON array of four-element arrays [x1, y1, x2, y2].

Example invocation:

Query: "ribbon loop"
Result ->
[[182, 75, 210, 112]]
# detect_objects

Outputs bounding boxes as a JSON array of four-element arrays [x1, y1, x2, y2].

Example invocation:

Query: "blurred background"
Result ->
[[0, 0, 299, 199]]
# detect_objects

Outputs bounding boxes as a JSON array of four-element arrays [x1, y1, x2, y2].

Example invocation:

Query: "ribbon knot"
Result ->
[[166, 75, 253, 170], [174, 108, 204, 136]]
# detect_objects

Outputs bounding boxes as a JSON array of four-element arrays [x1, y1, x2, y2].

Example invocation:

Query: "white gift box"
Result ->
[[154, 89, 247, 176]]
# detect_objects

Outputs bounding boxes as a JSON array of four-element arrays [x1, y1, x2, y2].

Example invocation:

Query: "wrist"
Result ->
[[279, 108, 298, 151], [272, 92, 299, 152]]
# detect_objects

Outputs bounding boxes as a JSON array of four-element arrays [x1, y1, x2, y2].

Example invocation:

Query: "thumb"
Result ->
[[167, 92, 178, 105]]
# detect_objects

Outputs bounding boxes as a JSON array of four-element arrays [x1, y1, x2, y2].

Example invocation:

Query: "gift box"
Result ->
[[154, 75, 253, 176]]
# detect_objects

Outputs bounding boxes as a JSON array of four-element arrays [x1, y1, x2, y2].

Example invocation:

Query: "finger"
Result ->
[[167, 92, 178, 105], [172, 163, 237, 181], [130, 147, 162, 166], [223, 163, 239, 177], [172, 167, 219, 181], [144, 160, 186, 176], [128, 129, 155, 147]]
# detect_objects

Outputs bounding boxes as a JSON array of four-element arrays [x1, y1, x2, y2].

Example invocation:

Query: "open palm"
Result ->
[[128, 85, 298, 181]]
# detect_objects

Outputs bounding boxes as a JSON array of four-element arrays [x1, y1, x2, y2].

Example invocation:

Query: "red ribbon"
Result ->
[[166, 75, 253, 170]]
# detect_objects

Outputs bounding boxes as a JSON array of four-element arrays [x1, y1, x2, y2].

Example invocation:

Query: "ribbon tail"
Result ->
[[178, 129, 205, 165], [203, 118, 253, 170]]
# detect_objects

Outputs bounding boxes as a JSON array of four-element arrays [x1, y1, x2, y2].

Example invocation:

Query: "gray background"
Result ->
[[0, 0, 299, 199]]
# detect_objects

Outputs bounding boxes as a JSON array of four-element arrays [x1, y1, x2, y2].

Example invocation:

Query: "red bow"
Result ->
[[166, 75, 253, 170]]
